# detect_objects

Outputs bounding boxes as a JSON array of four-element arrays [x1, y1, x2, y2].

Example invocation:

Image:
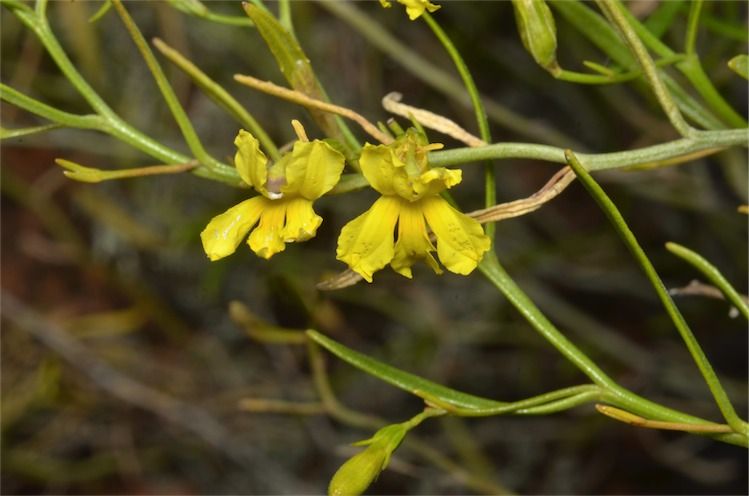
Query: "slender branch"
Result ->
[[234, 74, 393, 145], [684, 0, 704, 56], [304, 338, 511, 494], [481, 253, 748, 447], [55, 159, 197, 183], [596, 0, 693, 136], [3, 3, 238, 184], [596, 404, 734, 433], [318, 0, 579, 148], [422, 12, 496, 239], [382, 92, 485, 147], [429, 129, 749, 170], [111, 0, 233, 178], [666, 242, 749, 321], [1, 123, 64, 139], [615, 1, 747, 128], [153, 37, 281, 161], [566, 150, 748, 437], [421, 385, 602, 417], [469, 167, 574, 224], [1, 83, 105, 130]]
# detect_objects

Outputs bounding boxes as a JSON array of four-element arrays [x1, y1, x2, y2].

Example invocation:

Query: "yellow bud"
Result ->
[[728, 54, 749, 81], [512, 0, 559, 73], [327, 424, 408, 496], [328, 444, 388, 496]]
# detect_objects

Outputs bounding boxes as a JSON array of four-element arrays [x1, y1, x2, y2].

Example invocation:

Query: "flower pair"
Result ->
[[201, 125, 489, 282]]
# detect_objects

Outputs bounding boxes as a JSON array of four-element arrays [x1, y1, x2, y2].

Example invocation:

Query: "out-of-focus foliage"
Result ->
[[1, 1, 747, 494]]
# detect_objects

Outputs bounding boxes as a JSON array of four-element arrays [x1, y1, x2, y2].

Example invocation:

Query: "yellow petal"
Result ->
[[399, 0, 440, 20], [200, 197, 264, 261], [391, 201, 441, 278], [414, 167, 462, 197], [336, 196, 400, 283], [422, 196, 490, 274], [234, 130, 268, 192], [248, 200, 288, 259], [282, 197, 322, 242], [359, 144, 399, 196], [284, 140, 345, 200]]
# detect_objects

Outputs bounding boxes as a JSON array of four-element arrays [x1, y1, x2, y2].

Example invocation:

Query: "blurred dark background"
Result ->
[[2, 1, 747, 494]]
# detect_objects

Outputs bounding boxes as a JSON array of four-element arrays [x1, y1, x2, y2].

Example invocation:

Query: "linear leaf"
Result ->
[[242, 4, 358, 153], [306, 330, 505, 410]]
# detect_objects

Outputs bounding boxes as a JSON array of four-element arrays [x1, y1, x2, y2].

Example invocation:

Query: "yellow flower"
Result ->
[[337, 129, 490, 282], [379, 0, 440, 20], [201, 124, 345, 261]]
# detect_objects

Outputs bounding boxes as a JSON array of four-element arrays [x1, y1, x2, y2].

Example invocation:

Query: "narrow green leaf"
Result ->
[[565, 150, 747, 437], [242, 4, 359, 154], [644, 0, 684, 39], [169, 0, 253, 27], [306, 330, 506, 410], [111, 0, 235, 180], [153, 37, 280, 161], [1, 123, 64, 139], [56, 158, 196, 183], [666, 242, 749, 320], [88, 0, 112, 23], [728, 55, 749, 80], [0, 84, 104, 130]]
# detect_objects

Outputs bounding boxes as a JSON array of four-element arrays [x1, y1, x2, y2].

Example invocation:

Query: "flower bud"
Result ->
[[328, 424, 408, 496], [512, 0, 559, 73], [728, 54, 748, 81]]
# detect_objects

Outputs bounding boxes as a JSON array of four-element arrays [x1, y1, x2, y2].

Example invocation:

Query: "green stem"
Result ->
[[278, 0, 294, 35], [665, 242, 749, 321], [111, 0, 233, 178], [429, 128, 749, 170], [550, 1, 726, 130], [319, 0, 579, 148], [169, 0, 254, 27], [479, 253, 615, 388], [684, 0, 703, 56], [480, 253, 748, 446], [1, 123, 64, 139], [618, 3, 747, 128], [516, 390, 601, 415], [0, 84, 104, 129], [565, 150, 748, 437], [597, 0, 693, 137], [422, 12, 495, 239], [306, 339, 382, 430], [556, 53, 686, 84], [676, 55, 747, 129], [4, 1, 238, 184], [152, 38, 280, 161], [429, 385, 602, 417]]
